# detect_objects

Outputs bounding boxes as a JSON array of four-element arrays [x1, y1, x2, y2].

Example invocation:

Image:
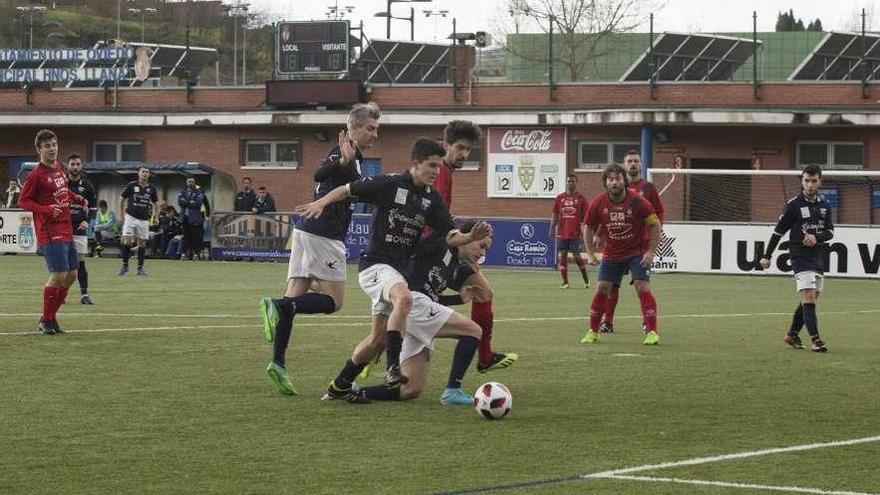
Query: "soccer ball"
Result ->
[[473, 382, 512, 420]]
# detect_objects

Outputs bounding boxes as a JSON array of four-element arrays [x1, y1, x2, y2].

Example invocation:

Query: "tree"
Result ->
[[496, 0, 661, 82], [775, 9, 823, 32]]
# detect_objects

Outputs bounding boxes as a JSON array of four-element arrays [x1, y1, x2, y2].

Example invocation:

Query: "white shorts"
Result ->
[[73, 235, 88, 255], [358, 263, 407, 316], [121, 214, 150, 240], [795, 271, 824, 292], [400, 292, 455, 363], [287, 229, 347, 282]]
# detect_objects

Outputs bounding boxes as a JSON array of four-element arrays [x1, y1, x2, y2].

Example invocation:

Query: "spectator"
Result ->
[[235, 176, 256, 212], [253, 186, 276, 213], [178, 177, 211, 260], [161, 206, 184, 258], [3, 179, 21, 209], [93, 200, 120, 258]]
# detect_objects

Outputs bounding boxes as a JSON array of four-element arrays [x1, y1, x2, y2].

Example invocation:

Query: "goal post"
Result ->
[[647, 168, 880, 225], [644, 168, 880, 279]]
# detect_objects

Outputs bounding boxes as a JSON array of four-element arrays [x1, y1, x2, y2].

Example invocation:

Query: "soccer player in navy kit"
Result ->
[[358, 221, 492, 405], [118, 167, 158, 276], [759, 164, 833, 352], [258, 102, 381, 396], [296, 138, 491, 403], [66, 153, 97, 304]]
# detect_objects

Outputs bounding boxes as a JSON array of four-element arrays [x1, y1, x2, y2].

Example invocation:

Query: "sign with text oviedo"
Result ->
[[487, 128, 566, 199], [653, 223, 880, 279]]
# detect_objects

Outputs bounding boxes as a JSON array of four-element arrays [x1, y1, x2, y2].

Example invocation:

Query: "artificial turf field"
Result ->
[[1, 256, 878, 495]]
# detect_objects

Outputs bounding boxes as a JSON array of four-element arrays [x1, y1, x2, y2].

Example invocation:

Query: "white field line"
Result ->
[[1, 309, 878, 321], [584, 436, 880, 479], [0, 321, 375, 336], [602, 475, 879, 495], [0, 313, 369, 319], [2, 308, 880, 336]]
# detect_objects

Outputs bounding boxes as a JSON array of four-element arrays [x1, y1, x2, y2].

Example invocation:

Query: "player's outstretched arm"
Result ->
[[446, 221, 492, 247], [294, 184, 350, 219]]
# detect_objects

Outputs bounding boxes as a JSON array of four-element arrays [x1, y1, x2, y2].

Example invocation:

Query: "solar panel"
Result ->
[[789, 32, 880, 80], [621, 32, 760, 82], [358, 40, 451, 84]]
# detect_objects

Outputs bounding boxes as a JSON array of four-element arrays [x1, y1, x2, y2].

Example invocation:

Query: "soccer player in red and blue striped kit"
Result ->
[[18, 129, 88, 335], [581, 163, 662, 345]]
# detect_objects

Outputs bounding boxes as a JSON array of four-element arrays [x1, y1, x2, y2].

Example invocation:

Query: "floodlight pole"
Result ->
[[753, 11, 761, 100], [548, 15, 556, 101], [649, 13, 656, 100], [862, 8, 869, 99], [452, 17, 458, 102]]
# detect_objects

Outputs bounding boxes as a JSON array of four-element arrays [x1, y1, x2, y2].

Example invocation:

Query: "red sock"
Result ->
[[472, 300, 494, 365], [54, 287, 69, 317], [604, 285, 620, 324], [42, 286, 55, 321], [559, 254, 569, 284], [573, 255, 588, 281], [590, 292, 608, 331], [638, 291, 658, 332]]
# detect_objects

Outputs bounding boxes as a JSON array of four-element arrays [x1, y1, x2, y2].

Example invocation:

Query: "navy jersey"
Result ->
[[178, 186, 210, 225], [299, 146, 363, 241], [121, 181, 158, 220], [350, 171, 454, 273], [772, 192, 835, 274], [68, 175, 96, 236], [408, 234, 474, 304]]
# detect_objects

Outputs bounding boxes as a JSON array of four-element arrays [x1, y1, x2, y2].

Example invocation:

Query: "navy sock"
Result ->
[[137, 247, 145, 268], [386, 331, 403, 369], [334, 359, 366, 389], [789, 303, 804, 335], [362, 384, 401, 401], [802, 303, 819, 338], [447, 336, 479, 389], [121, 245, 131, 265], [77, 261, 88, 295], [272, 299, 295, 367], [279, 293, 335, 314]]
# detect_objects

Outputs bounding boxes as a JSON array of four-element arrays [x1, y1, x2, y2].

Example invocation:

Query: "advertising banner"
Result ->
[[483, 218, 554, 269], [0, 210, 37, 253], [487, 128, 566, 198], [210, 212, 296, 260], [653, 223, 880, 279]]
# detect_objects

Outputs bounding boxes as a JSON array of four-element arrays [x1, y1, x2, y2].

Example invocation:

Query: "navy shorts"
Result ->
[[557, 238, 582, 252], [43, 241, 79, 273], [598, 255, 650, 285]]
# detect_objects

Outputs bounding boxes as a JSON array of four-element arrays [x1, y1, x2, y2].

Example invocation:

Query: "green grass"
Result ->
[[1, 256, 878, 494]]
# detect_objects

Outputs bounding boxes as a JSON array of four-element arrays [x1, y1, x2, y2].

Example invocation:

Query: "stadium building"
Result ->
[[1, 29, 878, 226]]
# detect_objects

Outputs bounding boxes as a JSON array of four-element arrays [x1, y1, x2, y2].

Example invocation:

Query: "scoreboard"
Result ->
[[276, 21, 350, 76]]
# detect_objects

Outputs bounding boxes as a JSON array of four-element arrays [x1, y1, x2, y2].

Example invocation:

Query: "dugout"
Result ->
[[18, 161, 235, 214]]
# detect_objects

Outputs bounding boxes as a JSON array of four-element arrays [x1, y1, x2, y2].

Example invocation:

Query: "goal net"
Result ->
[[646, 168, 880, 226]]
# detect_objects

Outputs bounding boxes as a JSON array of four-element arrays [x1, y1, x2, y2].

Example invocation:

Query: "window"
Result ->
[[460, 143, 482, 171], [796, 141, 864, 170], [93, 141, 143, 162], [577, 141, 640, 170], [243, 140, 299, 168]]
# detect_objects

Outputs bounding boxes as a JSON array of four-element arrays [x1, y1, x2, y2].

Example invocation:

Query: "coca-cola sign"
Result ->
[[501, 130, 552, 151], [490, 128, 565, 153]]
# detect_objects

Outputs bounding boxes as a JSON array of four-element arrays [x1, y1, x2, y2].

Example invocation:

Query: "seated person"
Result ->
[[93, 200, 120, 257]]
